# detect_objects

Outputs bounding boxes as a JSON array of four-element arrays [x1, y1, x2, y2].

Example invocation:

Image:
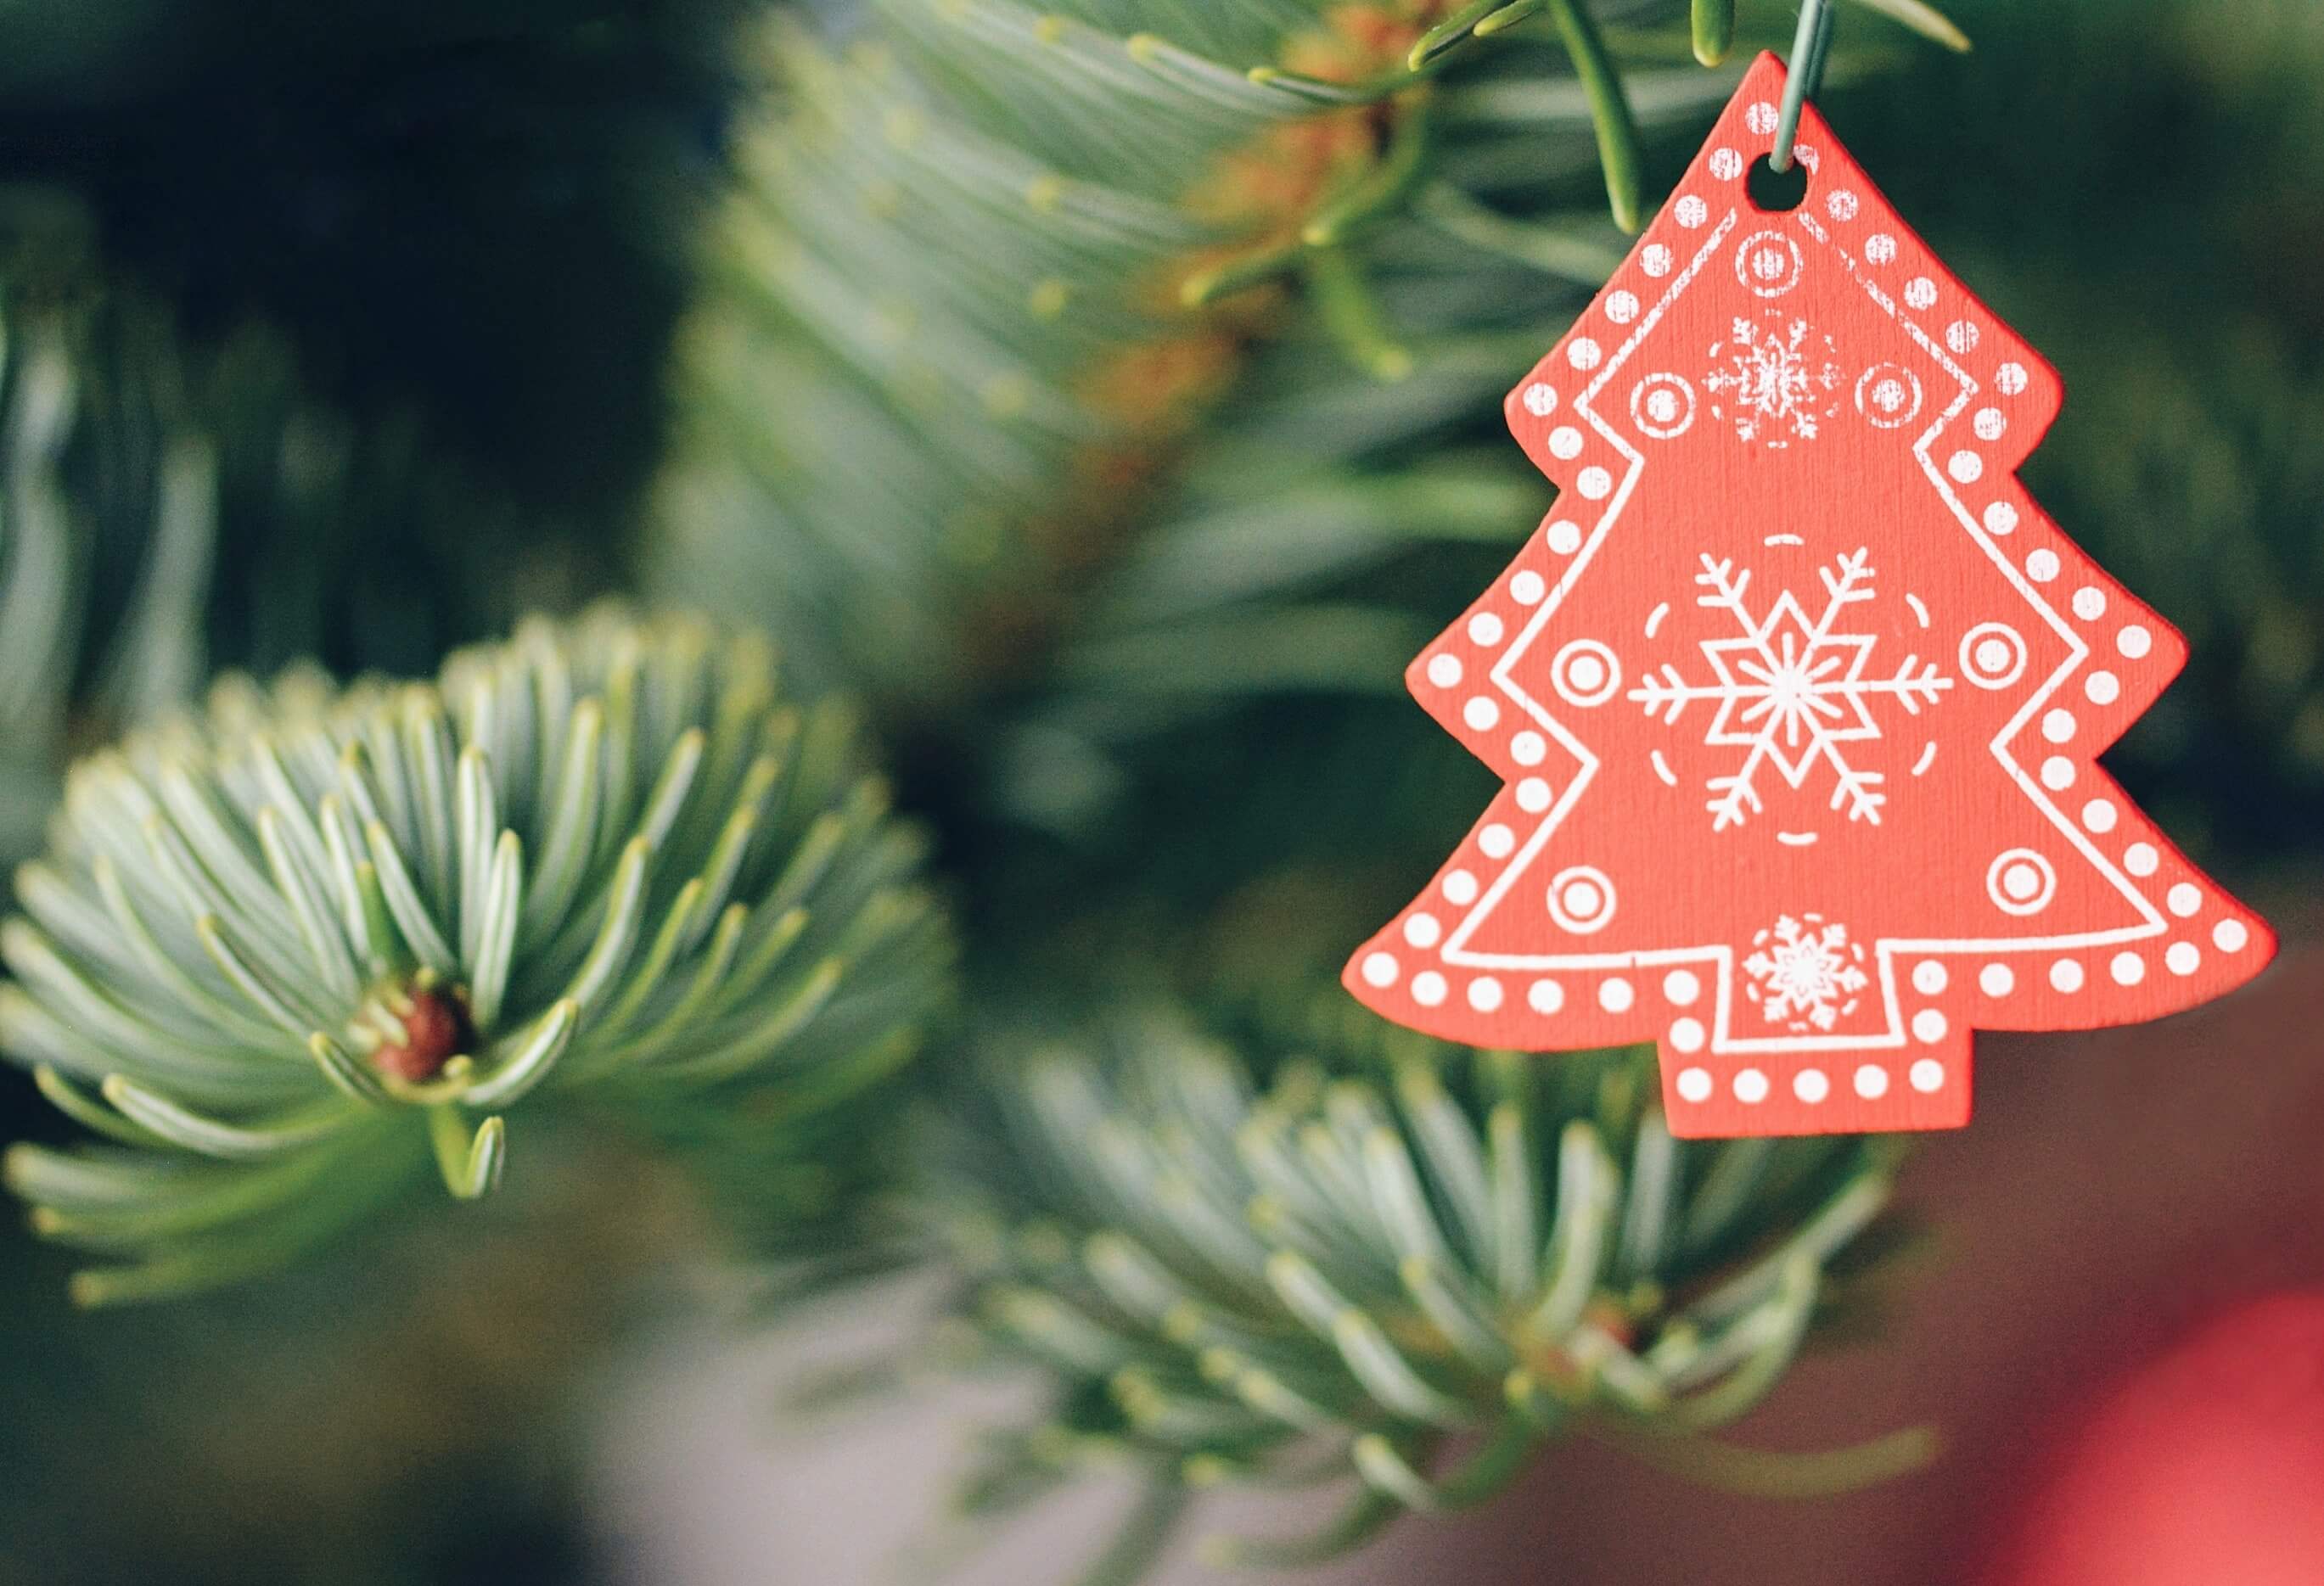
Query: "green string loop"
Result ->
[[1771, 0, 1838, 174]]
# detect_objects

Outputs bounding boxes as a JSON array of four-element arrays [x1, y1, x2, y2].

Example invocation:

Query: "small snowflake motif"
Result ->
[[1704, 313, 1840, 446], [1743, 913, 1871, 1033]]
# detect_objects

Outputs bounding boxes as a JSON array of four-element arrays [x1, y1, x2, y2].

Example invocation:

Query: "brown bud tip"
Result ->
[[370, 988, 472, 1084]]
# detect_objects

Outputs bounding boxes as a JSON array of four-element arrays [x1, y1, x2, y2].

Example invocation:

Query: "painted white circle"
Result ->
[[1442, 869, 1479, 905], [1642, 244, 1674, 277], [1912, 960, 1949, 995], [1630, 373, 1698, 440], [1606, 289, 1641, 324], [1522, 383, 1558, 416], [1945, 320, 1980, 355], [1413, 971, 1447, 1006], [1987, 848, 2058, 916], [1746, 103, 1779, 135], [2072, 586, 2107, 621], [2167, 883, 2201, 917], [1546, 519, 1583, 554], [2117, 624, 2153, 658], [1548, 866, 1618, 935], [1463, 696, 1501, 731], [2125, 842, 2159, 877], [1426, 653, 1462, 688], [1911, 1009, 1949, 1044], [1865, 233, 1898, 266], [2085, 670, 2121, 705], [2050, 959, 2085, 993], [1479, 824, 1515, 859], [1676, 1066, 1713, 1102], [2166, 942, 2201, 976], [1515, 777, 1552, 813], [1404, 912, 1441, 948], [1529, 978, 1564, 1014], [1973, 406, 2008, 441], [1984, 502, 2020, 535], [1996, 361, 2030, 395], [1736, 230, 1805, 297], [1568, 338, 1603, 372], [1960, 622, 2029, 690], [1663, 969, 1702, 1006], [1468, 977, 1504, 1012], [1906, 276, 1939, 311], [1827, 189, 1859, 221], [2110, 951, 2146, 987], [1597, 976, 1635, 1012], [1948, 450, 1985, 484], [2042, 708, 2077, 744], [1576, 466, 1614, 501], [1551, 639, 1622, 707], [1710, 146, 1746, 180], [2027, 548, 2061, 583], [1362, 952, 1398, 988], [1733, 1068, 1770, 1104], [1910, 1058, 1946, 1093], [1676, 194, 1709, 228], [1510, 731, 1546, 766], [1855, 363, 1924, 429], [1468, 612, 1505, 647], [1979, 962, 2015, 997], [1855, 1064, 1890, 1099], [1794, 1068, 1831, 1103], [2080, 799, 2118, 834], [1548, 425, 1585, 460], [1511, 570, 1547, 606], [1670, 1017, 1706, 1054], [2040, 756, 2076, 791], [2215, 919, 2250, 952]]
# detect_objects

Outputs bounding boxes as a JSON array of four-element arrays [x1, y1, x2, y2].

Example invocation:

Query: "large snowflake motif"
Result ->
[[1704, 314, 1839, 445], [1628, 549, 1952, 831], [1742, 914, 1872, 1032]]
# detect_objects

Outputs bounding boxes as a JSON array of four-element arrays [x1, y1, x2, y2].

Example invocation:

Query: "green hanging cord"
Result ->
[[1770, 0, 1838, 175]]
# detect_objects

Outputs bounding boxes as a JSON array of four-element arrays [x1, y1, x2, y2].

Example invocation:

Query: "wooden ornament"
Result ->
[[1341, 53, 2276, 1140]]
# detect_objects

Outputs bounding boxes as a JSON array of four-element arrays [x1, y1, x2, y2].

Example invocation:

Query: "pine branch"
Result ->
[[1, 607, 954, 1303], [919, 1008, 1917, 1570]]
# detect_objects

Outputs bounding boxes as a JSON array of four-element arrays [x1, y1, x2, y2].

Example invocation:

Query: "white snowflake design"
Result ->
[[1628, 549, 1953, 831], [1742, 913, 1871, 1033], [1704, 314, 1840, 446]]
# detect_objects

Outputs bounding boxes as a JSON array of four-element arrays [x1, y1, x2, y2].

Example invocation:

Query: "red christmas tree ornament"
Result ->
[[1342, 53, 2276, 1139]]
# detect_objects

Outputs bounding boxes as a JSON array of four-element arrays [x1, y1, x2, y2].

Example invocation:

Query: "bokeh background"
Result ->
[[0, 0, 2316, 1581]]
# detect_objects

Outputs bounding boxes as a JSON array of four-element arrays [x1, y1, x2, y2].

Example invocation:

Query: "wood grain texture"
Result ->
[[1343, 53, 2276, 1139]]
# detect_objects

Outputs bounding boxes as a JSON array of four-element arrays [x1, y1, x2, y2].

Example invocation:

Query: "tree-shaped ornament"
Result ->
[[1342, 53, 2276, 1140]]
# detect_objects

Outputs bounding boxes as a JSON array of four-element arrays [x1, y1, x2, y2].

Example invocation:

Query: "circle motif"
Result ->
[[1984, 502, 2020, 535], [1528, 978, 1563, 1013], [1959, 622, 2029, 690], [1547, 866, 1617, 935], [1522, 383, 1558, 416], [1550, 639, 1621, 707], [1855, 1064, 1889, 1099], [1606, 289, 1641, 324], [1855, 363, 1924, 429], [1676, 1067, 1713, 1102], [1735, 230, 1805, 297], [1865, 233, 1898, 265], [1575, 466, 1614, 500], [1910, 1059, 1946, 1093], [1827, 189, 1859, 221], [1996, 361, 2030, 395], [1675, 195, 1708, 228], [1794, 1068, 1831, 1103], [1734, 1069, 1770, 1104], [1642, 244, 1674, 277], [1630, 373, 1698, 440], [1906, 276, 1939, 311], [1987, 847, 2058, 916], [1709, 147, 1745, 180]]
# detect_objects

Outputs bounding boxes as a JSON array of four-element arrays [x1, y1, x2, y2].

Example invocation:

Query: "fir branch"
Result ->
[[922, 1010, 1916, 1570], [2, 607, 954, 1303]]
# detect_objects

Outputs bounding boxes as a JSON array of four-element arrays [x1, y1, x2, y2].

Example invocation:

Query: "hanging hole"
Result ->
[[1746, 154, 1809, 213]]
